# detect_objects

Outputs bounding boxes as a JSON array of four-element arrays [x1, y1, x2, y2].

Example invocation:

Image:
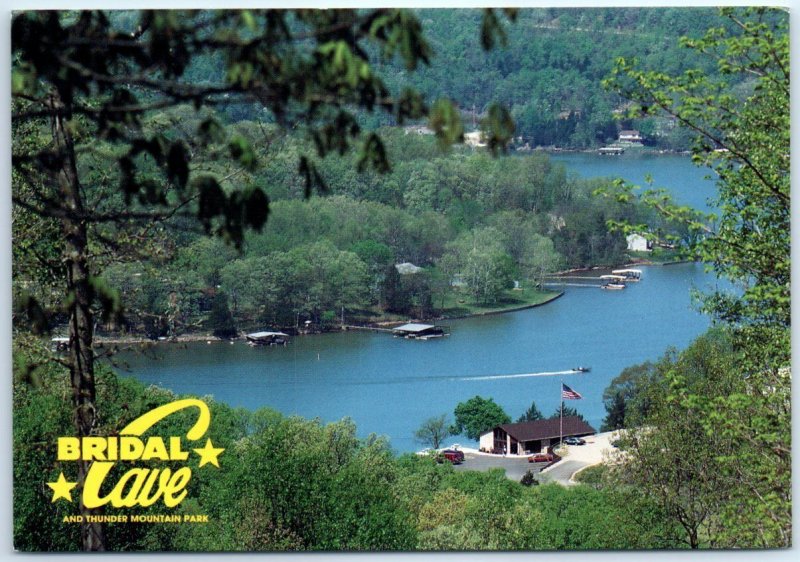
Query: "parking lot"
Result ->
[[447, 431, 618, 484], [452, 452, 548, 482]]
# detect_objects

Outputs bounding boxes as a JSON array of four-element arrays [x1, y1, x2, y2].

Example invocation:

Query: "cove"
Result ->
[[117, 154, 723, 453]]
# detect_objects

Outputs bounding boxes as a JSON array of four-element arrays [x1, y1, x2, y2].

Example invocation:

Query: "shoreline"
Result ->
[[433, 291, 564, 321], [520, 145, 693, 157], [92, 291, 566, 347], [91, 260, 695, 347]]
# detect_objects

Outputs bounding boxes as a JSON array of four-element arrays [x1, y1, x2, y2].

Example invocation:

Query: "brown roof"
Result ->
[[497, 416, 596, 442]]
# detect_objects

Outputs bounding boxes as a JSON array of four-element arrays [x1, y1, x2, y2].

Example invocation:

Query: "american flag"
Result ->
[[562, 383, 582, 400]]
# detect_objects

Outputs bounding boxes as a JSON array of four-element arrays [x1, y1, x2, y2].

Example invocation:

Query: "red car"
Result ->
[[439, 449, 465, 464], [528, 453, 555, 463]]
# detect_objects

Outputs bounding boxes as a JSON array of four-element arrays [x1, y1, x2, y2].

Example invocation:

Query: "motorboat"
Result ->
[[600, 274, 627, 290]]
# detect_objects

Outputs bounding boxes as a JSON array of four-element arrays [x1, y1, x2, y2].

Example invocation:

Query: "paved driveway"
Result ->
[[538, 460, 586, 485]]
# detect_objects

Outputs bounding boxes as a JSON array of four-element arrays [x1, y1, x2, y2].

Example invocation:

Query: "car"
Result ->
[[441, 449, 465, 464], [528, 452, 555, 463], [564, 437, 586, 446]]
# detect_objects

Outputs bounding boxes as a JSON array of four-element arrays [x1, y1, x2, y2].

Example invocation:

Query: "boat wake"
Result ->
[[454, 370, 578, 381], [326, 369, 589, 387]]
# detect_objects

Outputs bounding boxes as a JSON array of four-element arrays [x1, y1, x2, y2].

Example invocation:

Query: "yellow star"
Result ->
[[47, 472, 77, 503], [193, 438, 224, 468]]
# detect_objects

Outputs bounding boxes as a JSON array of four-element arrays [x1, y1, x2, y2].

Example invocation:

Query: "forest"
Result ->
[[10, 6, 790, 552], [98, 125, 653, 338], [178, 8, 747, 150]]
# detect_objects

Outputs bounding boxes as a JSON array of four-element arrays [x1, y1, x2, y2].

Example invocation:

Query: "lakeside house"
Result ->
[[479, 416, 596, 455], [403, 124, 434, 135], [395, 262, 424, 275], [626, 233, 652, 252], [618, 129, 643, 143], [464, 130, 487, 147]]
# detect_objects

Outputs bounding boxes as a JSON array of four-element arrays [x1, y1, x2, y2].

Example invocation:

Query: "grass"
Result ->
[[572, 464, 608, 488], [628, 248, 691, 264], [347, 286, 562, 326], [435, 286, 561, 318]]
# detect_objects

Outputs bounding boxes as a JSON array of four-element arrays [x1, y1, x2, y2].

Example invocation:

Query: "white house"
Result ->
[[626, 233, 652, 252], [464, 130, 486, 147], [395, 262, 423, 275], [618, 129, 643, 143]]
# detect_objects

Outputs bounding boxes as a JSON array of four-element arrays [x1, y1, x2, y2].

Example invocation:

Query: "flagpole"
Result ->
[[559, 379, 563, 451]]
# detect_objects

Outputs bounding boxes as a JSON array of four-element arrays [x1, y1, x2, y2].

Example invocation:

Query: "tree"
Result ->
[[521, 234, 562, 288], [519, 470, 539, 487], [439, 227, 514, 304], [208, 291, 237, 339], [516, 401, 544, 423], [610, 332, 740, 548], [11, 8, 517, 551], [414, 415, 452, 450], [602, 7, 790, 546], [600, 362, 656, 431], [548, 405, 586, 423], [381, 264, 411, 314], [451, 396, 510, 441]]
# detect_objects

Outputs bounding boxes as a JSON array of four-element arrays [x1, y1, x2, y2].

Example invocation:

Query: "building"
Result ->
[[479, 416, 596, 455], [626, 233, 652, 252], [618, 129, 643, 143], [395, 262, 424, 275], [464, 130, 486, 147], [403, 124, 434, 136]]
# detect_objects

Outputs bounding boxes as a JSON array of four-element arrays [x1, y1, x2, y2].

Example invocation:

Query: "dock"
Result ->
[[598, 146, 625, 155], [343, 325, 395, 333]]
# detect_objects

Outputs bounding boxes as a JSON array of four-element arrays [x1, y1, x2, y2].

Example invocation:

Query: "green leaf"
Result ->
[[197, 118, 225, 146], [13, 293, 49, 335], [243, 187, 269, 231], [167, 141, 190, 188], [229, 135, 257, 171], [428, 99, 463, 149], [193, 175, 226, 232], [480, 103, 515, 155], [88, 276, 123, 325], [357, 133, 390, 174]]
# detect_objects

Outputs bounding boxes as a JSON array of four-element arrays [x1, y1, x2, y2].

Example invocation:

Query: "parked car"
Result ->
[[564, 437, 586, 446], [441, 449, 465, 464], [528, 452, 555, 463]]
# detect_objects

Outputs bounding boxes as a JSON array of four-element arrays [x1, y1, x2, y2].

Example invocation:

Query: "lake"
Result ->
[[551, 151, 717, 212], [117, 153, 722, 453]]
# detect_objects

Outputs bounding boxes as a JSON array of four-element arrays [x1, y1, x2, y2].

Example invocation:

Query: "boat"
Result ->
[[600, 274, 627, 290], [51, 336, 69, 352], [612, 268, 642, 282], [245, 331, 290, 346], [572, 366, 591, 373]]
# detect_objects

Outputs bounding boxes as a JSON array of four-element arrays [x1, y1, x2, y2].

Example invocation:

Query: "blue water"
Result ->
[[551, 151, 717, 212], [119, 265, 721, 453], [117, 154, 723, 453]]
